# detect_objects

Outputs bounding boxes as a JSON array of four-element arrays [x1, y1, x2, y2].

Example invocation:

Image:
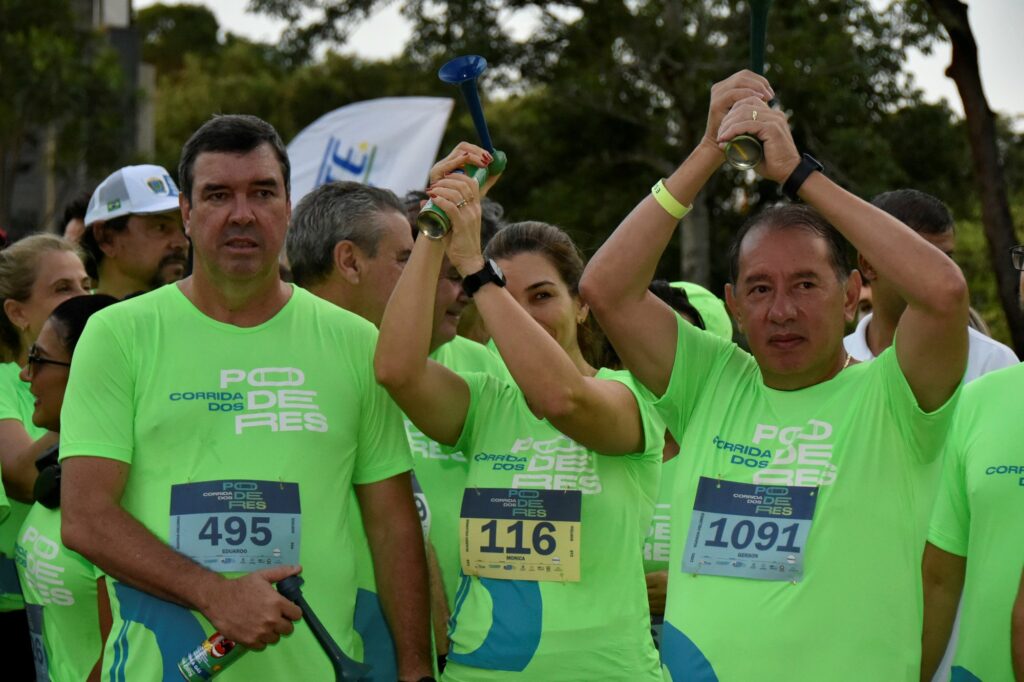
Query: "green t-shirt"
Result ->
[[59, 284, 412, 681], [15, 502, 104, 681], [409, 336, 507, 609], [0, 361, 44, 611], [928, 362, 1024, 682], [443, 369, 663, 682], [642, 455, 677, 575], [656, 315, 959, 682]]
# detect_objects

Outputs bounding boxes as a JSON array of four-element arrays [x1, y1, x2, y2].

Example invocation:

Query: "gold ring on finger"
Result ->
[[751, 109, 758, 121], [456, 199, 468, 209]]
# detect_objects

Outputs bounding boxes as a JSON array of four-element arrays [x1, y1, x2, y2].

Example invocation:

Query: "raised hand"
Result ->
[[716, 96, 800, 184], [702, 70, 775, 153]]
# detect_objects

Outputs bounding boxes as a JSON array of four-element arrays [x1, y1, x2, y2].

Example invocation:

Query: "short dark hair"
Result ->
[[728, 204, 850, 284], [287, 181, 405, 287], [49, 294, 120, 356], [178, 114, 290, 203], [871, 189, 954, 235], [61, 191, 92, 230]]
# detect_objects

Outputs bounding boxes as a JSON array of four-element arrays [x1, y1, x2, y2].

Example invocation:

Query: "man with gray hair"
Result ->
[[287, 143, 504, 674], [287, 182, 414, 326]]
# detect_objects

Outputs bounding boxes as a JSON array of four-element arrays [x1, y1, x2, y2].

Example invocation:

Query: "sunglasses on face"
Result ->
[[25, 346, 71, 373]]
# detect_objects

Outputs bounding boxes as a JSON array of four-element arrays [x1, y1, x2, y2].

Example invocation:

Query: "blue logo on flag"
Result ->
[[315, 137, 377, 188]]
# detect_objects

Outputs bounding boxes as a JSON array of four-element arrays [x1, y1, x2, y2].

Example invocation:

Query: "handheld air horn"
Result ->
[[277, 575, 373, 681], [723, 0, 773, 170], [417, 55, 509, 239]]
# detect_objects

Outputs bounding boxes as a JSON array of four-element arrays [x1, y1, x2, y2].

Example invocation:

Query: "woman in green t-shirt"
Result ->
[[0, 234, 90, 676], [376, 171, 662, 681], [17, 294, 117, 681]]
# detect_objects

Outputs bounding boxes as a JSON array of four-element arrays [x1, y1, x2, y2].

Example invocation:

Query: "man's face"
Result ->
[[431, 257, 469, 350], [181, 144, 290, 283], [725, 225, 857, 390], [359, 211, 414, 326], [105, 212, 188, 289]]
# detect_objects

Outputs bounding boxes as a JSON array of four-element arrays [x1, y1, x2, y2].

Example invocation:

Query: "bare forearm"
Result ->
[[475, 285, 586, 414], [0, 426, 57, 503], [799, 173, 967, 317], [375, 236, 445, 389], [367, 502, 432, 677], [921, 545, 966, 681], [426, 543, 450, 656], [582, 142, 721, 310], [63, 500, 220, 611]]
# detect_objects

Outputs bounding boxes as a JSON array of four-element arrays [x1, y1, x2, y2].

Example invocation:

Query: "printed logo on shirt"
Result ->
[[507, 435, 602, 494], [14, 527, 74, 606], [404, 418, 467, 463], [168, 367, 328, 435], [984, 465, 1024, 486], [644, 502, 671, 563], [748, 419, 838, 487], [711, 435, 772, 469]]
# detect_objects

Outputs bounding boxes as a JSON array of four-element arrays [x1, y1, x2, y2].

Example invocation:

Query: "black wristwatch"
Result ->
[[782, 153, 824, 201], [462, 259, 506, 298]]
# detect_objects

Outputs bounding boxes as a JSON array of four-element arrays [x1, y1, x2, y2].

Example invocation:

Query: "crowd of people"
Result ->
[[0, 70, 1022, 681]]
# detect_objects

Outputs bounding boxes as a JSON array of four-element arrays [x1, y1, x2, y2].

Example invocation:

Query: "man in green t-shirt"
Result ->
[[59, 114, 433, 681], [581, 72, 968, 680], [286, 151, 505, 670], [921, 253, 1024, 681]]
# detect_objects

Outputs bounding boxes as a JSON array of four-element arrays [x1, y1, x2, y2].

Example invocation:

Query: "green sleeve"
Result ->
[[452, 371, 512, 456], [59, 314, 136, 464], [878, 346, 962, 465], [597, 369, 665, 462], [927, 411, 970, 557], [353, 331, 413, 486], [652, 313, 741, 439]]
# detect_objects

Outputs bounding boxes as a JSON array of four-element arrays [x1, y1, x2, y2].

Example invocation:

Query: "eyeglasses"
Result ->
[[25, 346, 71, 374], [1012, 245, 1024, 272]]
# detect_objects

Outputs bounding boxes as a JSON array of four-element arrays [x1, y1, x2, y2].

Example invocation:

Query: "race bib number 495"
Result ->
[[460, 488, 581, 582], [682, 477, 817, 581], [170, 480, 300, 573]]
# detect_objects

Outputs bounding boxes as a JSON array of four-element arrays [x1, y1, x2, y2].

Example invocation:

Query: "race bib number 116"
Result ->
[[460, 488, 581, 582]]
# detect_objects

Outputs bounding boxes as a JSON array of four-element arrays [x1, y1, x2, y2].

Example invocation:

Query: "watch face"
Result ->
[[488, 259, 505, 281]]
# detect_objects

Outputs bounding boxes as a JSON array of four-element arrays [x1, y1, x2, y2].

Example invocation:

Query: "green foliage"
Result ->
[[137, 3, 221, 74], [155, 0, 1021, 338], [0, 0, 127, 228]]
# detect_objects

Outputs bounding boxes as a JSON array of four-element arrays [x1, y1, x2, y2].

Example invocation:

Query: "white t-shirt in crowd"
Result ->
[[844, 313, 1018, 383]]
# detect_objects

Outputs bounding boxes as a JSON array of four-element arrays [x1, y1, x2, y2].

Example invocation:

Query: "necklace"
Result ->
[[841, 352, 852, 370]]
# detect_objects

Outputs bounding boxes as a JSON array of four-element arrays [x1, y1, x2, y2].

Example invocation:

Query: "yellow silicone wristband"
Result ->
[[651, 179, 691, 220]]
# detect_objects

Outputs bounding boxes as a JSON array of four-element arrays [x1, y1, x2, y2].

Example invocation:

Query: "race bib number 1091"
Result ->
[[682, 477, 817, 581], [170, 480, 301, 573], [460, 488, 581, 582]]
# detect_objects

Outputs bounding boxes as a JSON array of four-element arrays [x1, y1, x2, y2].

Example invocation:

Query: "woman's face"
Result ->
[[19, 320, 70, 432], [496, 251, 586, 353], [5, 251, 89, 344]]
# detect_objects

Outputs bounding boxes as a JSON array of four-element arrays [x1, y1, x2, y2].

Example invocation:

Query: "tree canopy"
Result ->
[[140, 0, 1023, 346]]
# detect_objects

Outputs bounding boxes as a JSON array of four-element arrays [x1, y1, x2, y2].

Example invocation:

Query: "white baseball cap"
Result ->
[[85, 164, 181, 227]]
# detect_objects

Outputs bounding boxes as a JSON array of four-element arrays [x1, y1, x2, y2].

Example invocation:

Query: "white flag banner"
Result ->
[[287, 96, 454, 204]]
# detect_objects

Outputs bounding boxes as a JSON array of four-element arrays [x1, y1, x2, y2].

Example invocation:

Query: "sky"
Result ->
[[135, 0, 1024, 123]]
